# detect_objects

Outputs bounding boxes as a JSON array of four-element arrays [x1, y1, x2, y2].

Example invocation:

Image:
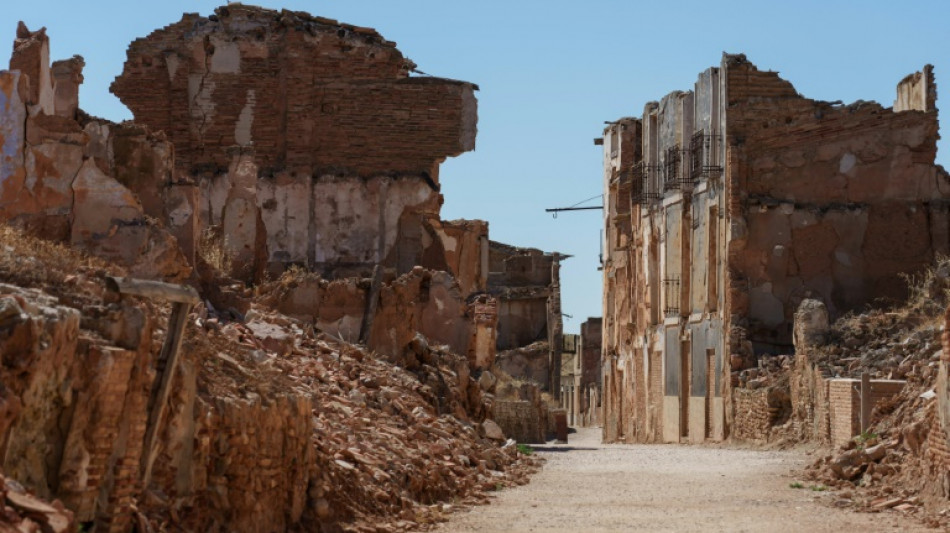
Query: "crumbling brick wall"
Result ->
[[493, 400, 547, 444], [732, 388, 773, 442], [261, 268, 491, 364], [938, 306, 950, 494], [926, 407, 950, 497], [574, 318, 602, 427], [724, 55, 947, 355], [104, 5, 482, 283], [0, 25, 190, 282], [0, 285, 157, 533], [828, 379, 905, 448], [111, 5, 475, 177], [488, 241, 555, 351]]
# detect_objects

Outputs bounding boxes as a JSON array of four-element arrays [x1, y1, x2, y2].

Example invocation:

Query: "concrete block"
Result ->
[[663, 396, 680, 443]]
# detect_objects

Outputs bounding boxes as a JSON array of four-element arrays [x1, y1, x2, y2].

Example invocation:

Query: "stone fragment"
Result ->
[[246, 320, 293, 356], [865, 443, 886, 462], [479, 420, 505, 442], [478, 371, 497, 393]]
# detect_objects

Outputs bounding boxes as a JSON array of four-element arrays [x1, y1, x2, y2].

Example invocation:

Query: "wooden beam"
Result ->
[[104, 276, 199, 489], [106, 276, 200, 305], [359, 264, 383, 344], [140, 301, 191, 487], [860, 372, 871, 435]]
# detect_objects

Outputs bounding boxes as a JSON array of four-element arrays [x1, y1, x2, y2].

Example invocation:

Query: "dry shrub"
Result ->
[[893, 254, 950, 326]]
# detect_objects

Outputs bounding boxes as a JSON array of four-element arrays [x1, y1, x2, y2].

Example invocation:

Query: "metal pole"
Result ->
[[860, 372, 871, 435]]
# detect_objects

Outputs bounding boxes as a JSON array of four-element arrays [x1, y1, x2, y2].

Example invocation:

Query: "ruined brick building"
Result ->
[[568, 317, 602, 427], [600, 54, 946, 443], [489, 241, 566, 395], [109, 4, 480, 284], [0, 6, 557, 529], [0, 4, 569, 369]]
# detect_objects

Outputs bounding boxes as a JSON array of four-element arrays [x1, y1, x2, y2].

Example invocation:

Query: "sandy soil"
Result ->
[[435, 427, 933, 533]]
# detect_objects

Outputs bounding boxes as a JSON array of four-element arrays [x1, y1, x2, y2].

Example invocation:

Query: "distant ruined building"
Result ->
[[599, 55, 946, 443]]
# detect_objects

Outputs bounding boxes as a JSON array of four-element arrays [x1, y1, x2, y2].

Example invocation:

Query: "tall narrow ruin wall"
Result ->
[[488, 242, 558, 352], [579, 318, 602, 389]]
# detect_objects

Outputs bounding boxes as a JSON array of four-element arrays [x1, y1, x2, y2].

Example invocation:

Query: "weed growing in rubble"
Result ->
[[789, 482, 805, 489], [898, 254, 950, 318], [516, 444, 534, 455], [809, 484, 828, 492], [856, 430, 878, 443]]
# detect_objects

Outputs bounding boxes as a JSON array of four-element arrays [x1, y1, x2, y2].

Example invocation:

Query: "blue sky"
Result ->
[[4, 1, 948, 334]]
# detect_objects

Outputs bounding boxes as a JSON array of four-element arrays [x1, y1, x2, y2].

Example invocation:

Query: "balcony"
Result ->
[[663, 276, 681, 317], [689, 131, 723, 180], [663, 145, 694, 191], [631, 161, 661, 205]]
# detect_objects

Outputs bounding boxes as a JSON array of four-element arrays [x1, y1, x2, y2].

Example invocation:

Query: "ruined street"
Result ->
[[1, 2, 950, 532], [437, 427, 930, 533]]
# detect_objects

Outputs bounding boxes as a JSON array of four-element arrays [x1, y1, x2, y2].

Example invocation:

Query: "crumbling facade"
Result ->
[[601, 55, 947, 443], [0, 24, 190, 282], [489, 241, 566, 396], [0, 6, 510, 367], [108, 5, 481, 285], [569, 317, 602, 427]]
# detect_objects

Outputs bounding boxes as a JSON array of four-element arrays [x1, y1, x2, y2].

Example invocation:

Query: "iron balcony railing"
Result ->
[[632, 161, 661, 205], [663, 276, 681, 316], [689, 131, 723, 180], [663, 145, 694, 191]]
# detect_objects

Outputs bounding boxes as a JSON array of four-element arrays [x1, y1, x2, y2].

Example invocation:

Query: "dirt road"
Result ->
[[436, 427, 930, 533]]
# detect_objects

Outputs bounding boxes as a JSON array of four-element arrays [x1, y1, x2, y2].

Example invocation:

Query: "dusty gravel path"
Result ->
[[436, 427, 931, 533]]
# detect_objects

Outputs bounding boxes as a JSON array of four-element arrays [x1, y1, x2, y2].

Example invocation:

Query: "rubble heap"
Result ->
[[0, 224, 540, 532], [0, 474, 74, 533], [798, 261, 950, 527]]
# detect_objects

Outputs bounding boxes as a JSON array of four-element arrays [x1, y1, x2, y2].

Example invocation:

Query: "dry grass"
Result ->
[[898, 253, 950, 320], [0, 224, 123, 291], [197, 226, 233, 275]]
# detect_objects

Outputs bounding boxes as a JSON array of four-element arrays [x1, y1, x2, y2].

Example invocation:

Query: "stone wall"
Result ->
[[0, 284, 155, 532], [262, 268, 495, 366]]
